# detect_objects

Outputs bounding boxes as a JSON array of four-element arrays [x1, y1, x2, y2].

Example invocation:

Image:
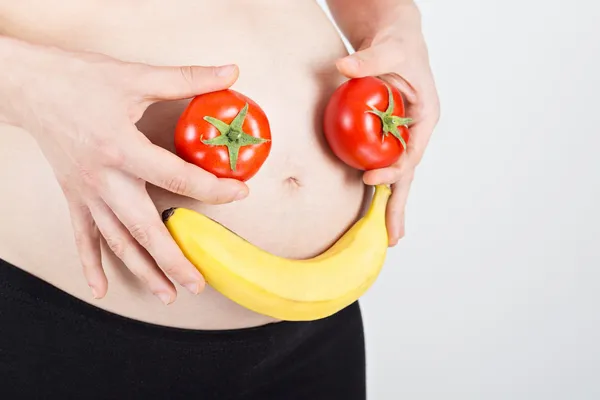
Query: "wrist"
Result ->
[[391, 4, 424, 44], [0, 36, 50, 128]]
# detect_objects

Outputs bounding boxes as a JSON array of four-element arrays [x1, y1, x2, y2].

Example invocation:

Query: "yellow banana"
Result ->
[[162, 184, 391, 321]]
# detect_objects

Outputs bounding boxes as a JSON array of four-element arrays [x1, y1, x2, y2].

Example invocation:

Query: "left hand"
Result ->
[[336, 20, 440, 246]]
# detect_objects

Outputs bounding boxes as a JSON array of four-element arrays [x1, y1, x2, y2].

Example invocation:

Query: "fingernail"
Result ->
[[234, 190, 247, 201], [90, 286, 99, 299], [184, 282, 200, 295], [216, 64, 237, 77], [156, 292, 173, 305]]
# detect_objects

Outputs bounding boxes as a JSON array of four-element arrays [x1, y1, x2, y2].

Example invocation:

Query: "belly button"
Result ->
[[284, 176, 302, 188]]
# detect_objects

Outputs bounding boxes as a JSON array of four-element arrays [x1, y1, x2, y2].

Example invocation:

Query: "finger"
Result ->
[[87, 198, 177, 305], [336, 44, 419, 104], [381, 73, 419, 105], [386, 179, 413, 246], [363, 165, 403, 186], [363, 118, 431, 187], [66, 198, 107, 299], [336, 43, 395, 78], [100, 170, 205, 295], [122, 134, 249, 203], [403, 117, 438, 167], [138, 63, 240, 101]]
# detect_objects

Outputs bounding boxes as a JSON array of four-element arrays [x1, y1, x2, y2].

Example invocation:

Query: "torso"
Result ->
[[0, 0, 367, 329]]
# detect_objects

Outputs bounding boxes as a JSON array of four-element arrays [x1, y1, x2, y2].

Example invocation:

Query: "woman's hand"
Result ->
[[0, 37, 247, 304], [335, 7, 440, 246]]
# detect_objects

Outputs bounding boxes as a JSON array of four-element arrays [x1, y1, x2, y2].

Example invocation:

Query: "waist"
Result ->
[[0, 126, 366, 329]]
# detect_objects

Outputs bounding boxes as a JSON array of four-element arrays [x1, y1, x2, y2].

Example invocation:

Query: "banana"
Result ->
[[162, 184, 391, 321]]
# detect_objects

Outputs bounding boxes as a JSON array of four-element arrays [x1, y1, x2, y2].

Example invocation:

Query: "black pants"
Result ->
[[0, 258, 366, 399]]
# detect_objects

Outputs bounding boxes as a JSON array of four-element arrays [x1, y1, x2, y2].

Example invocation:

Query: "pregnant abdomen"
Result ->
[[0, 0, 367, 329]]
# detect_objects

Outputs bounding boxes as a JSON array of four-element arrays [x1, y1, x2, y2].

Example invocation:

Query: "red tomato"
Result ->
[[323, 76, 412, 170], [174, 89, 272, 181]]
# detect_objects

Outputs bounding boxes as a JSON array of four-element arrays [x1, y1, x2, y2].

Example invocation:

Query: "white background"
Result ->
[[317, 0, 600, 399]]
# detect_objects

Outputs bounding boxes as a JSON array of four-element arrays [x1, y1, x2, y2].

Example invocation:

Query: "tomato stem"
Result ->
[[202, 103, 270, 171], [365, 83, 413, 150]]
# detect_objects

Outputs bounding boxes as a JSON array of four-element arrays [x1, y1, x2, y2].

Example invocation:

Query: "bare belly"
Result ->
[[0, 0, 367, 329]]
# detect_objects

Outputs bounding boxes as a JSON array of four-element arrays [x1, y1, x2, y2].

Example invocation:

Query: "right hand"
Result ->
[[1, 38, 248, 304]]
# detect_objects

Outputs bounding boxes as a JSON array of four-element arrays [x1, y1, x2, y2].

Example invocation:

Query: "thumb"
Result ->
[[141, 64, 239, 101], [336, 44, 395, 78]]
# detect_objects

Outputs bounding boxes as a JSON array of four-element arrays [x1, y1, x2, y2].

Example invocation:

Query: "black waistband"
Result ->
[[0, 257, 365, 399], [0, 257, 356, 343]]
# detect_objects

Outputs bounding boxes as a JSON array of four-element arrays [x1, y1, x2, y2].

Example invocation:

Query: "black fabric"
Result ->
[[0, 258, 366, 399]]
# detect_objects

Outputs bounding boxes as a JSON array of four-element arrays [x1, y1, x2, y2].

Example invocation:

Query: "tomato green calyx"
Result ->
[[202, 103, 270, 171], [365, 84, 413, 150]]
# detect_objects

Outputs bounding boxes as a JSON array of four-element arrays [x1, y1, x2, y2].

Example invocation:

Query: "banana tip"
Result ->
[[161, 207, 176, 222]]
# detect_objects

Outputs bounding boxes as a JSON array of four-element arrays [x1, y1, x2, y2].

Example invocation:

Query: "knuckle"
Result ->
[[179, 66, 196, 90], [161, 263, 179, 277], [421, 94, 441, 124], [105, 235, 126, 259], [73, 229, 87, 248], [77, 165, 98, 188], [407, 146, 423, 167], [410, 154, 423, 168], [354, 56, 366, 70], [398, 166, 415, 182], [66, 197, 89, 217], [164, 174, 189, 196], [60, 183, 74, 199], [387, 166, 402, 181], [203, 178, 229, 204], [416, 91, 441, 124], [126, 65, 157, 100], [155, 251, 189, 278], [156, 257, 185, 278], [97, 141, 125, 167], [412, 101, 427, 120], [128, 222, 153, 248], [208, 66, 220, 78]]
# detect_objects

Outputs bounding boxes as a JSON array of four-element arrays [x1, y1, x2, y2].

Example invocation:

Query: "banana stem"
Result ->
[[162, 207, 176, 222], [366, 185, 392, 218]]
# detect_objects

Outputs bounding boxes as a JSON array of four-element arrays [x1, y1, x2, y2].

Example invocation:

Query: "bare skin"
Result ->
[[0, 1, 365, 329], [0, 0, 439, 330]]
